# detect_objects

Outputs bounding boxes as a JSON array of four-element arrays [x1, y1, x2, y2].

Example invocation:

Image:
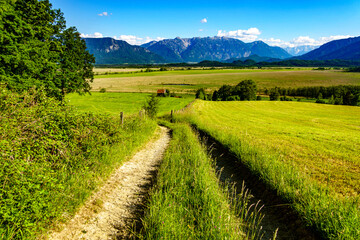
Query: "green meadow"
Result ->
[[66, 92, 194, 116], [176, 100, 360, 239]]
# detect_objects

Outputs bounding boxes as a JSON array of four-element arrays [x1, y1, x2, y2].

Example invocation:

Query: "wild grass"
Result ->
[[0, 88, 157, 239], [66, 92, 194, 116], [176, 100, 360, 239], [141, 122, 267, 239], [91, 69, 360, 93]]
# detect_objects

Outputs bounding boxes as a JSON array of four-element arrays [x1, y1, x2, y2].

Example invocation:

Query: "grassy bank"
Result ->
[[141, 122, 267, 239], [176, 101, 360, 239], [0, 89, 157, 239], [66, 92, 194, 116]]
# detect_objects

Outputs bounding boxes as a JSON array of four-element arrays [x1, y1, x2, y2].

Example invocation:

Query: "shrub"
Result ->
[[100, 88, 106, 93], [143, 95, 160, 118]]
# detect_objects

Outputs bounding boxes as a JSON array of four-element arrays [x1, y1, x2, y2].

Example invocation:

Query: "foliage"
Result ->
[[211, 80, 258, 101], [142, 122, 266, 239], [233, 79, 257, 100], [0, 88, 156, 239], [263, 85, 360, 106], [0, 0, 95, 100], [143, 94, 160, 118], [269, 87, 280, 100], [347, 67, 360, 72]]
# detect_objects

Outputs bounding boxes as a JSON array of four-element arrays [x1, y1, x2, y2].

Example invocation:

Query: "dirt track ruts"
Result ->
[[49, 126, 170, 240]]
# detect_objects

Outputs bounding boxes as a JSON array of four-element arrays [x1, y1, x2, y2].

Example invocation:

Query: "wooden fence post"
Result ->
[[120, 112, 124, 126]]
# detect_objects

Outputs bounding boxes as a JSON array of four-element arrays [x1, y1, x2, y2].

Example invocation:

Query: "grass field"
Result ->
[[66, 92, 194, 116], [91, 69, 360, 93], [177, 100, 360, 239], [141, 122, 266, 239]]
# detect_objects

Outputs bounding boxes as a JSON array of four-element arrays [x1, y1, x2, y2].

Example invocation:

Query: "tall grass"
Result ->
[[141, 122, 266, 239], [176, 100, 360, 239], [0, 88, 157, 239]]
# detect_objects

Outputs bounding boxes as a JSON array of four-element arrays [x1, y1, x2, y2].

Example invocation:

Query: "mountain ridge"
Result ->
[[141, 36, 292, 63]]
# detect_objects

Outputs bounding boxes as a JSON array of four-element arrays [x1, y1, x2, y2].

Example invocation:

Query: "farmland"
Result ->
[[176, 100, 360, 239], [91, 68, 360, 93]]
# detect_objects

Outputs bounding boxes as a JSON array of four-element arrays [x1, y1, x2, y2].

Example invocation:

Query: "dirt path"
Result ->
[[49, 126, 170, 240]]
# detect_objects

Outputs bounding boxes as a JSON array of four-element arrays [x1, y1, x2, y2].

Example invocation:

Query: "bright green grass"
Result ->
[[91, 70, 360, 93], [141, 122, 266, 239], [66, 92, 194, 116], [177, 101, 360, 239]]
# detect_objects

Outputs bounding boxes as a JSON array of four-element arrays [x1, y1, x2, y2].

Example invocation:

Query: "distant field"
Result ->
[[66, 92, 194, 116], [179, 101, 360, 238], [91, 69, 360, 93]]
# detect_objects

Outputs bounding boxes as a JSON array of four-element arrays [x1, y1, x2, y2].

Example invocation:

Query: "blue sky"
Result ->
[[51, 0, 360, 47]]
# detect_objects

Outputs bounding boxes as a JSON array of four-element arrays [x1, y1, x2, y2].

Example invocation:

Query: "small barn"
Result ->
[[157, 89, 166, 97]]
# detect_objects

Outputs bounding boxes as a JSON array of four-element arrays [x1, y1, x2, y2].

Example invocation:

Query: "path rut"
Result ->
[[49, 126, 170, 240]]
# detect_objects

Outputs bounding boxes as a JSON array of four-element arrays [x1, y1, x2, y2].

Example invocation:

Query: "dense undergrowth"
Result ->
[[176, 101, 360, 239], [0, 88, 157, 239], [141, 122, 267, 239]]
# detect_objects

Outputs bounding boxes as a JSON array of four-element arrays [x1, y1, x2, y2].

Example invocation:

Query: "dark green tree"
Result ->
[[0, 0, 95, 100], [269, 88, 280, 101], [234, 79, 257, 100], [195, 88, 206, 100]]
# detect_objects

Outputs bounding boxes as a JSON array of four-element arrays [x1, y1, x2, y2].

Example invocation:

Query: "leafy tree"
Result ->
[[269, 88, 280, 101], [143, 95, 160, 118], [0, 0, 95, 100], [217, 85, 233, 101], [195, 88, 206, 100], [234, 79, 257, 100]]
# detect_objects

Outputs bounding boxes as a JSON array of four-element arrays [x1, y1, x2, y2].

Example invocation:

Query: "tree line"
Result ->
[[261, 85, 360, 106], [196, 81, 360, 106]]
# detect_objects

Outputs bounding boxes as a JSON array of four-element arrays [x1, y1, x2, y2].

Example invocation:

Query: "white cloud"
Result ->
[[318, 35, 354, 44], [217, 28, 261, 42], [80, 32, 104, 38], [262, 35, 354, 48], [113, 35, 165, 45], [98, 12, 111, 17], [201, 18, 207, 23]]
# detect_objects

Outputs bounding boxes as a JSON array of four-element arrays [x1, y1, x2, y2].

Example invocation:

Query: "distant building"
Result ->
[[157, 89, 166, 97]]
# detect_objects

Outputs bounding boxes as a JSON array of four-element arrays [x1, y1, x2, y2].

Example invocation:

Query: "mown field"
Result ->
[[91, 68, 360, 93], [176, 100, 360, 239], [66, 92, 194, 116]]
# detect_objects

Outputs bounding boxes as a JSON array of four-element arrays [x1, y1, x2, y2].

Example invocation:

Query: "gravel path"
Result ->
[[49, 126, 170, 240]]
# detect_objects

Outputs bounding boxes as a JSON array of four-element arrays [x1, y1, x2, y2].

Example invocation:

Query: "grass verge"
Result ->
[[141, 122, 267, 239], [0, 88, 157, 239]]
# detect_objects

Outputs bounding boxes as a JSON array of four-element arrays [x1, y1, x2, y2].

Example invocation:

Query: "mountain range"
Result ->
[[141, 37, 291, 62], [296, 36, 360, 60], [84, 38, 165, 64], [83, 36, 360, 65]]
